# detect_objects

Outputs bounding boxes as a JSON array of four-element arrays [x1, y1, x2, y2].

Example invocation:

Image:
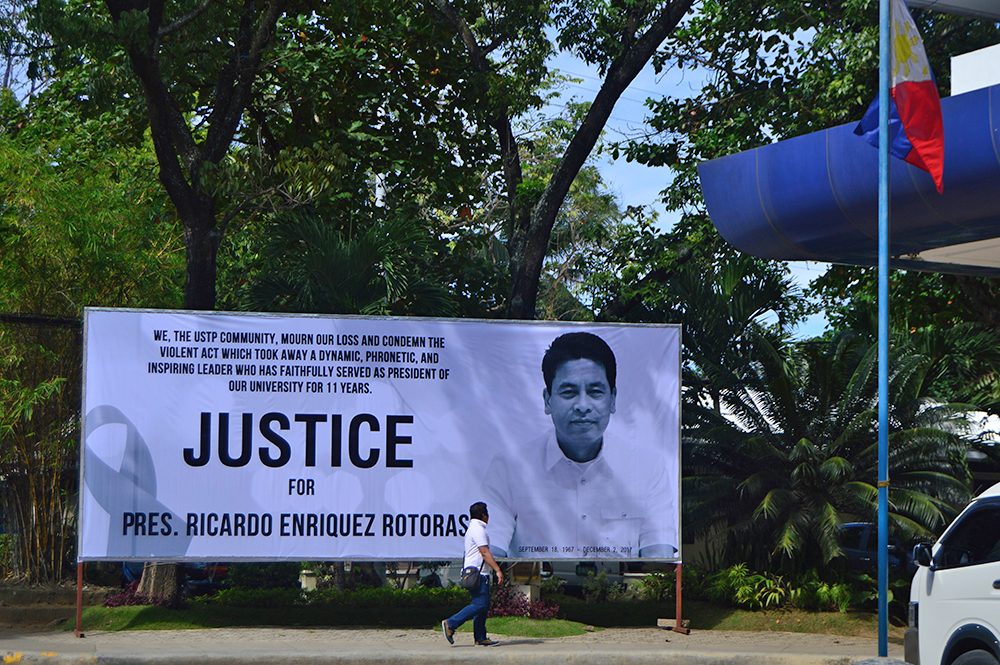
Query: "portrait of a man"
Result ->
[[482, 331, 676, 559]]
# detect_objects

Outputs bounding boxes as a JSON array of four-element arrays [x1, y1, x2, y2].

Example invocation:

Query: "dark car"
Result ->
[[838, 522, 914, 573], [183, 562, 229, 594]]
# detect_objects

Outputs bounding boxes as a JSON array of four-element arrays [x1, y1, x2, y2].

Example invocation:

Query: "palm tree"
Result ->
[[683, 331, 976, 575], [669, 254, 802, 413], [907, 322, 1000, 421], [240, 208, 460, 317]]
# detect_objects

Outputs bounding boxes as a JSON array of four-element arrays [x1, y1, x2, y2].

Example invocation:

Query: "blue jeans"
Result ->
[[445, 575, 490, 642]]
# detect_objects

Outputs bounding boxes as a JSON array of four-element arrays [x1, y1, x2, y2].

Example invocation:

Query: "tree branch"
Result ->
[[424, 0, 490, 71], [204, 0, 289, 164], [507, 0, 695, 319], [597, 245, 693, 320], [424, 0, 528, 287], [158, 0, 216, 37]]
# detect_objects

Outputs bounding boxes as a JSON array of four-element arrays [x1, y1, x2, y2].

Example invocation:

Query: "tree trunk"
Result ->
[[137, 562, 184, 603], [331, 562, 346, 591], [182, 205, 222, 311], [100, 0, 287, 597], [355, 562, 382, 587]]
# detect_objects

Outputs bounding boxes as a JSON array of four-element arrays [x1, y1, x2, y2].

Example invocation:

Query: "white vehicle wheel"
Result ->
[[953, 650, 1000, 665]]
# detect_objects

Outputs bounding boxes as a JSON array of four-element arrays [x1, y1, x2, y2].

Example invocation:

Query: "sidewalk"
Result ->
[[0, 625, 906, 665]]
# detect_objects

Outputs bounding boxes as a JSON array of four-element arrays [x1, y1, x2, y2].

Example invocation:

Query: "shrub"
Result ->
[[418, 573, 442, 588], [226, 562, 301, 589], [539, 575, 565, 597], [679, 564, 709, 599], [308, 562, 383, 590], [696, 564, 893, 613], [634, 570, 674, 602], [103, 581, 186, 609], [0, 534, 11, 573], [527, 597, 560, 620], [582, 571, 629, 603], [340, 586, 466, 608], [489, 580, 530, 617], [489, 580, 560, 619], [788, 580, 852, 612], [208, 587, 302, 608], [703, 563, 787, 610], [203, 585, 469, 609], [305, 585, 468, 608]]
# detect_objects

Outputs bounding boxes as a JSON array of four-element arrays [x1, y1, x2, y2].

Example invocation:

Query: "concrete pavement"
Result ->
[[0, 624, 906, 665]]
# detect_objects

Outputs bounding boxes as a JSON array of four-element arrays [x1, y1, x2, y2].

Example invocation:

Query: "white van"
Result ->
[[905, 481, 1000, 665]]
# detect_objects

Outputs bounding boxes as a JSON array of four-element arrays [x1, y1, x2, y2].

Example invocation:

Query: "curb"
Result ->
[[0, 651, 883, 665]]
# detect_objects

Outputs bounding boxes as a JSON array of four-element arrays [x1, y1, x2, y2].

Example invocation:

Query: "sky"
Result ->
[[544, 47, 832, 339]]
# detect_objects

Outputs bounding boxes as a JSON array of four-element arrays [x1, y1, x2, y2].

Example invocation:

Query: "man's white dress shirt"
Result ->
[[463, 518, 490, 569], [482, 430, 674, 558]]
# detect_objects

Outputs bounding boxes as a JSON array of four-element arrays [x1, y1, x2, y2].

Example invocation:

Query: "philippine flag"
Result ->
[[854, 0, 944, 194]]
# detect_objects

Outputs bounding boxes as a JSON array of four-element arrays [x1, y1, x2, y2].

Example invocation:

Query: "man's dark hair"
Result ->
[[469, 502, 488, 521], [542, 332, 616, 392]]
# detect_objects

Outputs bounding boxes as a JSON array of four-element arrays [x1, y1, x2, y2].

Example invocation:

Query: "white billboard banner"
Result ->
[[80, 309, 680, 562]]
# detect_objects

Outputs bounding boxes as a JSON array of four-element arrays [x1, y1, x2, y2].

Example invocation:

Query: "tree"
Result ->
[[639, 0, 999, 199], [97, 0, 288, 311], [34, 0, 502, 314], [0, 318, 77, 582], [19, 0, 503, 590], [684, 331, 976, 574], [1, 0, 48, 98], [0, 96, 182, 581], [952, 276, 1000, 335], [634, 3, 1000, 530], [31, 0, 710, 321], [669, 255, 802, 412], [215, 1, 504, 316], [809, 268, 1000, 415], [424, 0, 696, 319], [472, 98, 664, 321], [239, 208, 461, 317], [613, 0, 1000, 317]]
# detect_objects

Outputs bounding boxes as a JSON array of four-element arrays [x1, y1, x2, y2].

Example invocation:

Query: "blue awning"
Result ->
[[697, 83, 1000, 274]]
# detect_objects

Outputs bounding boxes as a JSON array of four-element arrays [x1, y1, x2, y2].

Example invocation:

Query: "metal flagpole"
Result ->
[[877, 0, 891, 657]]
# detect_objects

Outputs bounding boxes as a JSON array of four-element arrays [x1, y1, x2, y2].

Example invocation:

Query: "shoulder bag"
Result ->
[[460, 563, 484, 591]]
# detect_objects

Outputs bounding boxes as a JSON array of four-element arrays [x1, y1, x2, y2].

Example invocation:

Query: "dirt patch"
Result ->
[[0, 577, 114, 629], [0, 580, 112, 606]]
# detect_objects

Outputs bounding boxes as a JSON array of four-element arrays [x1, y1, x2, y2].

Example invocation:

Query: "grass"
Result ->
[[550, 596, 905, 641], [71, 596, 906, 642], [74, 601, 467, 632], [77, 604, 594, 637], [444, 616, 599, 638], [679, 600, 906, 641]]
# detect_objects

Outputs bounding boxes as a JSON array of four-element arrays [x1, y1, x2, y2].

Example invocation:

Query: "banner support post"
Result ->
[[74, 561, 85, 638], [675, 562, 682, 628], [671, 562, 690, 634]]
